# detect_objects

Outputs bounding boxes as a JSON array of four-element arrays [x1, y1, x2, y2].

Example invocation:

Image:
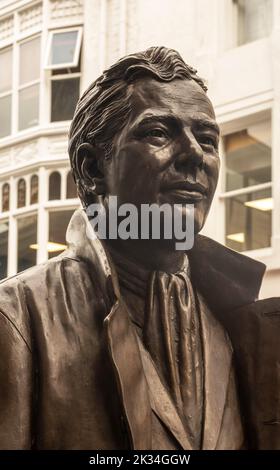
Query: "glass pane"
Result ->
[[18, 84, 39, 131], [17, 214, 37, 272], [17, 178, 26, 208], [0, 95, 11, 138], [48, 210, 74, 259], [224, 122, 271, 192], [238, 0, 273, 45], [0, 48, 12, 93], [2, 183, 10, 212], [51, 78, 79, 122], [66, 171, 77, 198], [19, 36, 41, 85], [0, 220, 9, 280], [225, 188, 272, 252], [30, 174, 39, 204], [49, 172, 61, 200], [49, 30, 78, 66]]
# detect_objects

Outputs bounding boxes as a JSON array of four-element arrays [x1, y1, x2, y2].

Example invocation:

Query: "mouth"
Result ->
[[161, 181, 207, 203]]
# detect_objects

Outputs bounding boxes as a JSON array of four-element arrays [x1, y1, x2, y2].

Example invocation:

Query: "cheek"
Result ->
[[206, 156, 220, 191], [112, 144, 172, 186]]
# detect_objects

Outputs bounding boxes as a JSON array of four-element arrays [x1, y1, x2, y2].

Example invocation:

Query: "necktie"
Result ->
[[143, 268, 203, 449]]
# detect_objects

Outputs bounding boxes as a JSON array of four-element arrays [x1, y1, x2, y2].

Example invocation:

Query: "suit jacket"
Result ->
[[0, 209, 279, 450]]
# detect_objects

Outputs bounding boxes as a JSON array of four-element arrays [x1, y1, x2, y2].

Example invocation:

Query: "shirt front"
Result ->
[[108, 247, 204, 449]]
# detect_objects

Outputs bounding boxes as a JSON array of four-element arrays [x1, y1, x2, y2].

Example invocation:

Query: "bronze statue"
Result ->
[[0, 47, 279, 450]]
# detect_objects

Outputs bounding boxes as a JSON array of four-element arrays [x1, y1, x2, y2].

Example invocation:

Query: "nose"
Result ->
[[174, 128, 204, 172]]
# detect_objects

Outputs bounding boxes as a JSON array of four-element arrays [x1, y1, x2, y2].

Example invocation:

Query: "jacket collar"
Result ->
[[66, 209, 266, 313]]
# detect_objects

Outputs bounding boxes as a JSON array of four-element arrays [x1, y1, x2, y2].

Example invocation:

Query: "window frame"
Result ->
[[44, 27, 83, 71], [0, 46, 13, 138], [17, 33, 41, 132], [219, 114, 273, 253], [16, 210, 38, 273], [0, 217, 9, 280], [50, 72, 81, 123]]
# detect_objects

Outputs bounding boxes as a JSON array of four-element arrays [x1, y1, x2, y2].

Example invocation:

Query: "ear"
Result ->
[[76, 143, 106, 196]]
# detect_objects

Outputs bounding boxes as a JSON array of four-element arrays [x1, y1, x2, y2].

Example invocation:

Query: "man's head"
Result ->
[[68, 46, 220, 234]]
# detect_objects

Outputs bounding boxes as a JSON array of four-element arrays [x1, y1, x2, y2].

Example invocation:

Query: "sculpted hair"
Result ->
[[68, 46, 207, 206]]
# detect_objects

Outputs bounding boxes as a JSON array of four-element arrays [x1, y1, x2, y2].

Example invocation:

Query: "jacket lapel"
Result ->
[[104, 300, 152, 450], [136, 334, 193, 450], [197, 294, 233, 449]]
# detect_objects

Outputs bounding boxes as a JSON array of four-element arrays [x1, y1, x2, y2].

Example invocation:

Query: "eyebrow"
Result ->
[[135, 114, 220, 136], [135, 115, 179, 129], [194, 117, 220, 136]]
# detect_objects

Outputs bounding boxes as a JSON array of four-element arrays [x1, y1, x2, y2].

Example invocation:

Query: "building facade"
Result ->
[[0, 0, 279, 298]]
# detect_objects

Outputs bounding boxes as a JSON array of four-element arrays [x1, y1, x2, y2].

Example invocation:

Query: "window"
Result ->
[[66, 171, 77, 198], [17, 178, 26, 208], [51, 76, 80, 121], [223, 119, 272, 252], [30, 174, 39, 204], [18, 36, 41, 131], [17, 214, 37, 272], [235, 0, 273, 45], [45, 28, 82, 122], [0, 221, 9, 280], [45, 29, 82, 70], [2, 183, 10, 212], [49, 171, 61, 200], [48, 210, 74, 259], [0, 48, 12, 138]]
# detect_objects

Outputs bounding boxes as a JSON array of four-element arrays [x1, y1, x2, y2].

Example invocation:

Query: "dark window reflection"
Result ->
[[49, 171, 61, 200], [48, 210, 74, 259], [0, 220, 9, 279], [2, 183, 10, 212], [51, 77, 79, 122], [17, 215, 37, 272], [17, 178, 26, 208], [66, 171, 77, 198], [30, 174, 39, 204]]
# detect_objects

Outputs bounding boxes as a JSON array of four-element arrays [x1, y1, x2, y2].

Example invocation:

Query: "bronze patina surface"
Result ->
[[0, 47, 279, 449]]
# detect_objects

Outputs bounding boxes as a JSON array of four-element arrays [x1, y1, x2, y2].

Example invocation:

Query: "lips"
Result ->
[[161, 180, 207, 203]]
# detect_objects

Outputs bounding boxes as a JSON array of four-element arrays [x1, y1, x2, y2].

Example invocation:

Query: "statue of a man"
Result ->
[[0, 47, 279, 450]]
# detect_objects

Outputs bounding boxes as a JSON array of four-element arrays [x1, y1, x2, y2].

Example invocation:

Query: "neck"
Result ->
[[105, 238, 186, 273]]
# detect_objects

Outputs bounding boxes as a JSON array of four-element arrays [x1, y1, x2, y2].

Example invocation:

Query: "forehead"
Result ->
[[129, 77, 216, 124]]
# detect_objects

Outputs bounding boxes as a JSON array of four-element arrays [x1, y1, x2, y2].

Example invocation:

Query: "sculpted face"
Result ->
[[104, 77, 220, 234]]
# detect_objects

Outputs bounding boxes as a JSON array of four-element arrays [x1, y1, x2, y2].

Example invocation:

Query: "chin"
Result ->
[[179, 206, 206, 236]]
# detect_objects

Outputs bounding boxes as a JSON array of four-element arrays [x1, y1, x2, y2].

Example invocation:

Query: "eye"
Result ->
[[144, 128, 169, 139], [199, 135, 218, 149]]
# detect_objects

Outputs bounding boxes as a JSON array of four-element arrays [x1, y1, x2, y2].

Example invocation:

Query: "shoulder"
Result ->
[[0, 253, 86, 345], [223, 297, 280, 356], [0, 249, 110, 345]]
